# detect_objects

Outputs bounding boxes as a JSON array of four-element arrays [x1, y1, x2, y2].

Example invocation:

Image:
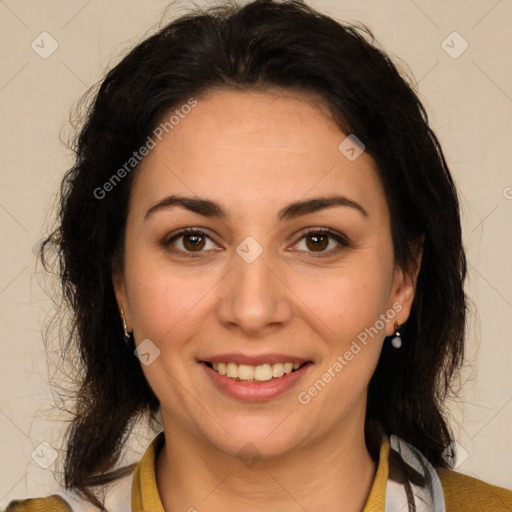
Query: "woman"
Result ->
[[4, 0, 512, 511]]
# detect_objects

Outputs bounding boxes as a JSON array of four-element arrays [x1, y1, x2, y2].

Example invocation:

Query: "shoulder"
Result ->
[[2, 470, 133, 512], [2, 494, 72, 512], [437, 468, 512, 512]]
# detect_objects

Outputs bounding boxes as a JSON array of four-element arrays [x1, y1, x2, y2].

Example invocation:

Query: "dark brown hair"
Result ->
[[40, 0, 466, 509]]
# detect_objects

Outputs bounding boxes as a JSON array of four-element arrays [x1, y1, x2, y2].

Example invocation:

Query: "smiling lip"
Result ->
[[200, 358, 313, 401], [200, 353, 310, 366]]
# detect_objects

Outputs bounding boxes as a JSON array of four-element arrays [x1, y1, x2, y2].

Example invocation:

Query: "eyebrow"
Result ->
[[144, 194, 368, 222]]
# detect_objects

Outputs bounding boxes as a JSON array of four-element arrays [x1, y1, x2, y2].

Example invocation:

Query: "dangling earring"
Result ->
[[120, 306, 133, 346], [391, 321, 402, 349]]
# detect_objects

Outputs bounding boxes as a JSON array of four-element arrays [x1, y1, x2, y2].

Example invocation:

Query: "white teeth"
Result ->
[[254, 364, 273, 381], [238, 364, 254, 380], [226, 362, 238, 378], [272, 363, 284, 378], [209, 361, 304, 381]]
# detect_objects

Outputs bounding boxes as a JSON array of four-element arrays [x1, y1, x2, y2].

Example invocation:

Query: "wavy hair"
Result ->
[[41, 0, 467, 509]]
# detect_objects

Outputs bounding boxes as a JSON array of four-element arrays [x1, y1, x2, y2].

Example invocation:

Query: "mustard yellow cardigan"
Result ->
[[4, 431, 512, 511]]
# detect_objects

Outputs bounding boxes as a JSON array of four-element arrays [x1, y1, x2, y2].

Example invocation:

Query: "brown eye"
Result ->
[[293, 229, 350, 256], [305, 233, 329, 252], [165, 229, 219, 256], [182, 233, 206, 251]]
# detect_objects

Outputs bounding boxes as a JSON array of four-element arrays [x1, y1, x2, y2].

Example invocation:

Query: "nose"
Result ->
[[215, 240, 293, 338]]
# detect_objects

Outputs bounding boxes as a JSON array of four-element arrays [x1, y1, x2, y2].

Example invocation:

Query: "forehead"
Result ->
[[130, 89, 388, 222]]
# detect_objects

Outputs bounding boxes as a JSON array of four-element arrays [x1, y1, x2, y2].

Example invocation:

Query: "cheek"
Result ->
[[299, 263, 393, 339], [126, 265, 219, 342], [296, 270, 391, 413]]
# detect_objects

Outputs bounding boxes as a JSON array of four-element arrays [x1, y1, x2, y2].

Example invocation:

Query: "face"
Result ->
[[113, 89, 419, 460]]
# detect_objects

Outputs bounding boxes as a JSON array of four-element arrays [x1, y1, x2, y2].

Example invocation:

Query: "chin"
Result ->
[[204, 415, 308, 461]]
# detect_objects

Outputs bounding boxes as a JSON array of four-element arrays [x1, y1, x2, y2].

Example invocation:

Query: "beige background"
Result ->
[[0, 0, 511, 505]]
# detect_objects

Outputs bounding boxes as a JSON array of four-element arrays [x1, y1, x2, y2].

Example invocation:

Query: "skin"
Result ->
[[113, 89, 422, 512]]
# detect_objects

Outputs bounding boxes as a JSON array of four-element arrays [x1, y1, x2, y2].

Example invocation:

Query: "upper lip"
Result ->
[[200, 353, 311, 366]]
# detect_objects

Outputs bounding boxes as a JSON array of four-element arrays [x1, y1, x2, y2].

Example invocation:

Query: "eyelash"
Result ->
[[163, 227, 351, 258]]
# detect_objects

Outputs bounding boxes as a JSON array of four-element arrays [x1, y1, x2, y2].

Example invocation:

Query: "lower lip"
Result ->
[[201, 362, 313, 401]]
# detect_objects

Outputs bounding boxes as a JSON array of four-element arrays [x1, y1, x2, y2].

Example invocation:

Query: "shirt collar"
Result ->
[[131, 429, 391, 512], [131, 431, 165, 512]]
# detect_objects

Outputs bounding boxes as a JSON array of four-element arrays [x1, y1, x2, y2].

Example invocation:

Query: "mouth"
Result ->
[[203, 361, 309, 382], [200, 358, 314, 401]]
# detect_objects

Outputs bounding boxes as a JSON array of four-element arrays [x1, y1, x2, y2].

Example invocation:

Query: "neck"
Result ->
[[155, 416, 377, 512]]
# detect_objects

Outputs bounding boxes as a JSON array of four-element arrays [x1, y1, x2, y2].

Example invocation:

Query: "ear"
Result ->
[[386, 236, 424, 336], [112, 269, 132, 329]]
